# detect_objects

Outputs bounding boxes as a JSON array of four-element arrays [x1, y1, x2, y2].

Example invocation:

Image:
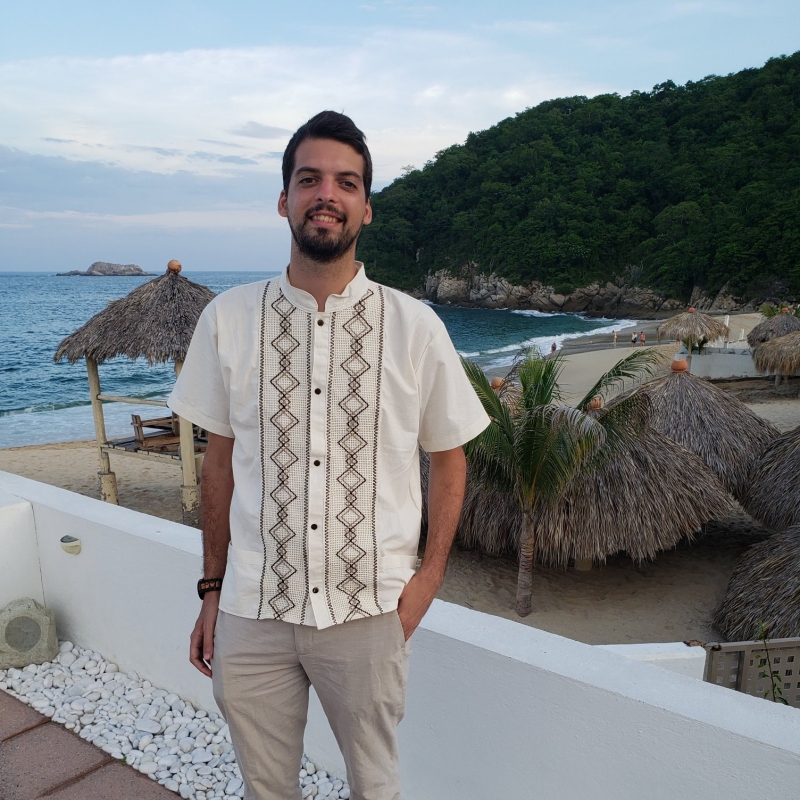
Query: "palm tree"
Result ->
[[462, 349, 660, 617]]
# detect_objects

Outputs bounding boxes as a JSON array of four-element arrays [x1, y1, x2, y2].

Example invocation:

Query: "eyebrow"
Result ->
[[294, 166, 363, 181]]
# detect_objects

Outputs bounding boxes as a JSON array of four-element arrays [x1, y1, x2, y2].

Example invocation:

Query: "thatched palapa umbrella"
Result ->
[[421, 397, 736, 567], [752, 331, 800, 386], [54, 260, 215, 524], [658, 307, 729, 351], [747, 309, 800, 347], [615, 360, 778, 500], [742, 426, 800, 532], [714, 525, 800, 641]]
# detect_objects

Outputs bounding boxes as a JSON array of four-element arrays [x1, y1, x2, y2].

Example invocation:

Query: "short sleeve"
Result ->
[[416, 326, 490, 452], [168, 302, 234, 438]]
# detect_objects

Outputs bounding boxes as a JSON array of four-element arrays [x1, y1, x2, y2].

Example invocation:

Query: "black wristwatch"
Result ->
[[197, 577, 223, 599]]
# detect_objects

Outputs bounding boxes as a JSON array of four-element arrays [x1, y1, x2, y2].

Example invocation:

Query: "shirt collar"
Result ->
[[278, 262, 371, 313]]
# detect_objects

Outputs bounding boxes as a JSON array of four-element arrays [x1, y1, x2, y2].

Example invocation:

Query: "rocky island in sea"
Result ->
[[57, 261, 154, 277]]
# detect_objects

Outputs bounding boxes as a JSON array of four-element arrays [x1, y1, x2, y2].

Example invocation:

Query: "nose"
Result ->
[[316, 175, 338, 203]]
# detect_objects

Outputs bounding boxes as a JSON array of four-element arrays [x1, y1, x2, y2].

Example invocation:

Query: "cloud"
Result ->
[[198, 139, 247, 148], [0, 37, 611, 182], [126, 145, 183, 157], [230, 121, 293, 139], [41, 137, 77, 144], [218, 155, 259, 165], [12, 207, 284, 231], [0, 146, 279, 215]]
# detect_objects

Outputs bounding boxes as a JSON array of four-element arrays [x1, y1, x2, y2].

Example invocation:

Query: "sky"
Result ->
[[1, 1, 798, 273]]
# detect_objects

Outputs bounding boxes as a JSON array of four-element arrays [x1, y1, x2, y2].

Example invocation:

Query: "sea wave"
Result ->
[[458, 318, 636, 369], [510, 309, 570, 318], [0, 400, 92, 417]]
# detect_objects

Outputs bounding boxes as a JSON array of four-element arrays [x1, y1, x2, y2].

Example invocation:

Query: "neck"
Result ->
[[287, 244, 359, 311]]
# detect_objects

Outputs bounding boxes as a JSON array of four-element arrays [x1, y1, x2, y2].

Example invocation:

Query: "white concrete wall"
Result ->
[[2, 470, 800, 800], [600, 641, 707, 678], [690, 352, 800, 380], [0, 471, 213, 713], [0, 488, 44, 607]]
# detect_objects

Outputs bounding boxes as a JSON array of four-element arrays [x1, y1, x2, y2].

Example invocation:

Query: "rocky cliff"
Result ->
[[423, 269, 757, 318], [57, 262, 153, 277]]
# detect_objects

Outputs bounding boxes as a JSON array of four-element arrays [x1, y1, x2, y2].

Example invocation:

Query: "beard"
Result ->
[[288, 204, 363, 264]]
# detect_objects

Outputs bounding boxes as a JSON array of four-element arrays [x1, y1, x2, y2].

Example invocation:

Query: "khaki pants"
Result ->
[[211, 610, 409, 800]]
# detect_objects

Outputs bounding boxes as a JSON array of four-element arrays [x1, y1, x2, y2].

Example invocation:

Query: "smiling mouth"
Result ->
[[308, 213, 342, 224]]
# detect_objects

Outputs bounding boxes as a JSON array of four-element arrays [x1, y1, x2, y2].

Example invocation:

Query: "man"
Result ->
[[168, 111, 489, 800]]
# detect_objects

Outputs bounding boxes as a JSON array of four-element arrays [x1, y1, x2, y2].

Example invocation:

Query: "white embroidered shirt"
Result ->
[[168, 265, 489, 628]]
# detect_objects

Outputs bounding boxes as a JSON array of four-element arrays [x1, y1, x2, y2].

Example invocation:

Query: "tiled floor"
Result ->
[[0, 689, 175, 800]]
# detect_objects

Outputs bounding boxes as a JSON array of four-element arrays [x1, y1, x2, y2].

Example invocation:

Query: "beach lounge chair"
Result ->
[[130, 414, 181, 452]]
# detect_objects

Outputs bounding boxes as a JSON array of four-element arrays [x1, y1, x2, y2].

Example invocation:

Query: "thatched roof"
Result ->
[[747, 312, 800, 347], [752, 331, 800, 377], [54, 262, 215, 365], [658, 309, 729, 346], [742, 426, 800, 531], [714, 525, 800, 641], [613, 362, 778, 500], [420, 423, 736, 567]]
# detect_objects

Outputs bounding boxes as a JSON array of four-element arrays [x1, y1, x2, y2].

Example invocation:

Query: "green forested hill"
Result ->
[[358, 52, 800, 300]]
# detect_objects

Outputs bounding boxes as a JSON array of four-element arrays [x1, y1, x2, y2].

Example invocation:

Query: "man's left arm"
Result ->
[[396, 447, 467, 640]]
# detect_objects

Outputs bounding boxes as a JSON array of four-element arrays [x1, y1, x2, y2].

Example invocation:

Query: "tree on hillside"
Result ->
[[358, 51, 800, 301]]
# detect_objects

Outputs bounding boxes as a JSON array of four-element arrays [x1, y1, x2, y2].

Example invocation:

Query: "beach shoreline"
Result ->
[[1, 310, 797, 646]]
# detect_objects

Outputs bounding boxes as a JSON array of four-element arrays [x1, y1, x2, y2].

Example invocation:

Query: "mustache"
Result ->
[[305, 203, 345, 223]]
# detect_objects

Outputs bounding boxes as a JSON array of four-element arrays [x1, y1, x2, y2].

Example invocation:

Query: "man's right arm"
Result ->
[[189, 432, 235, 677]]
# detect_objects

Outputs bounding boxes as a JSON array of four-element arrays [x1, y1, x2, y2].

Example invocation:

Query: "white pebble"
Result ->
[[9, 641, 350, 800], [135, 719, 161, 734]]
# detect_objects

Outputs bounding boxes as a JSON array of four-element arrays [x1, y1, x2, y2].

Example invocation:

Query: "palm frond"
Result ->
[[591, 392, 652, 459], [577, 348, 664, 410], [514, 404, 604, 508], [518, 353, 565, 407], [461, 357, 516, 435]]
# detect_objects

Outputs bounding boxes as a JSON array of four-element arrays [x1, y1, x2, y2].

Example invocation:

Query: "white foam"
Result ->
[[459, 318, 636, 369]]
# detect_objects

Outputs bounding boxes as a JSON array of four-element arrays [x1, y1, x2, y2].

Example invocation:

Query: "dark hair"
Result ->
[[282, 111, 373, 198]]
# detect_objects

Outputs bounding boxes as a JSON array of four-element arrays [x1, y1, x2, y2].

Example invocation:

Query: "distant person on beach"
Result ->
[[169, 111, 489, 800], [550, 341, 557, 357], [631, 332, 637, 347], [639, 331, 646, 347], [613, 330, 617, 346]]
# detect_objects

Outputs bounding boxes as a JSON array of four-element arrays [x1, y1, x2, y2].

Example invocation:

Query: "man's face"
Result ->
[[278, 137, 372, 263]]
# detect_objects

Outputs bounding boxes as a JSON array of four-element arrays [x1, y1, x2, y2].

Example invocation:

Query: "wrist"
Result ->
[[416, 563, 445, 588], [197, 577, 223, 599]]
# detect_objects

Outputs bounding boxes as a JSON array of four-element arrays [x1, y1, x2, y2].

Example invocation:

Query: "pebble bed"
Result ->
[[0, 641, 350, 800]]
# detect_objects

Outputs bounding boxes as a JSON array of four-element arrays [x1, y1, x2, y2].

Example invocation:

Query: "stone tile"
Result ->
[[46, 763, 178, 799], [0, 722, 110, 800], [0, 689, 47, 742]]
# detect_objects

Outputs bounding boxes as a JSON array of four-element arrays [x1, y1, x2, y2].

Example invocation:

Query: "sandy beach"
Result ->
[[1, 312, 797, 646]]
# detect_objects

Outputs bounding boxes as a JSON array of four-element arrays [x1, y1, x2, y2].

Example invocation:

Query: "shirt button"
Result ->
[[314, 388, 321, 395], [312, 587, 319, 594], [310, 523, 318, 530], [313, 459, 321, 466], [317, 319, 324, 326]]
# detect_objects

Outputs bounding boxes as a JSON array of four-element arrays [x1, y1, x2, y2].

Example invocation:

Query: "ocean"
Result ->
[[0, 271, 633, 448]]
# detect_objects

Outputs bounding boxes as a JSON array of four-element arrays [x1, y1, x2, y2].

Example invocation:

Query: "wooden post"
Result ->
[[85, 357, 119, 504], [174, 361, 200, 527]]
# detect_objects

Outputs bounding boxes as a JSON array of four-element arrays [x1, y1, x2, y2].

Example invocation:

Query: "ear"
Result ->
[[363, 199, 373, 226], [278, 189, 288, 218]]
